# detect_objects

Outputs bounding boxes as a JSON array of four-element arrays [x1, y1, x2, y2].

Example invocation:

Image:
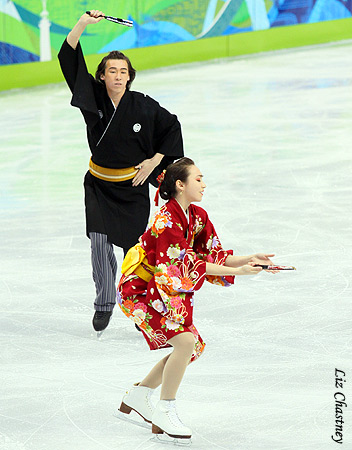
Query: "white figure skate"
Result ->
[[151, 400, 192, 445], [118, 383, 155, 423]]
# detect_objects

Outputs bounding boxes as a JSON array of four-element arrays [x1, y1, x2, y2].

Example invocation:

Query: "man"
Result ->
[[58, 10, 184, 334]]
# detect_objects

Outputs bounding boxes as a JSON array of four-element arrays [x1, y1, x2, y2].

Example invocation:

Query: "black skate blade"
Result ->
[[151, 434, 192, 446], [113, 410, 151, 430]]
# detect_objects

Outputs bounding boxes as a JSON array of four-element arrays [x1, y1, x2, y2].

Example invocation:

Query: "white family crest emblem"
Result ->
[[133, 123, 141, 132]]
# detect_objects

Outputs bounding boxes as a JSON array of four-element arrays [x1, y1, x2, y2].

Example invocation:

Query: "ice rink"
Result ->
[[1, 40, 352, 449]]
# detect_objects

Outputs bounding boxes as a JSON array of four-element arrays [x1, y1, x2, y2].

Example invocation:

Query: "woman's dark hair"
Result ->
[[159, 157, 195, 201], [95, 51, 136, 90]]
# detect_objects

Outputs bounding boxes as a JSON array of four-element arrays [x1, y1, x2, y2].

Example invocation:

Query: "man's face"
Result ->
[[100, 59, 130, 96]]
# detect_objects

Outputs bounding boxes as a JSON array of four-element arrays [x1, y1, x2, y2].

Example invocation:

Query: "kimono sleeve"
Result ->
[[147, 96, 184, 187], [58, 39, 100, 128], [192, 211, 235, 287], [150, 209, 207, 303]]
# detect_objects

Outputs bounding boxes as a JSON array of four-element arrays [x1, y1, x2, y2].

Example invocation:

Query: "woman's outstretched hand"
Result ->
[[249, 253, 279, 273], [237, 264, 263, 276]]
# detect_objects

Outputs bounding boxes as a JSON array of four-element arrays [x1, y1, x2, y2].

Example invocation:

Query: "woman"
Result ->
[[117, 157, 276, 440]]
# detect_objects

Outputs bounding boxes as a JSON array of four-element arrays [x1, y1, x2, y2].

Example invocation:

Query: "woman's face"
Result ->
[[181, 165, 206, 203]]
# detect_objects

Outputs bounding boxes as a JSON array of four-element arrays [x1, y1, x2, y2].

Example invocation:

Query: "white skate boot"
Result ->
[[152, 399, 192, 442], [118, 383, 155, 423]]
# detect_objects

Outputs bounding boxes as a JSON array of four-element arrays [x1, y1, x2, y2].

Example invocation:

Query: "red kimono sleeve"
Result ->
[[192, 209, 235, 287]]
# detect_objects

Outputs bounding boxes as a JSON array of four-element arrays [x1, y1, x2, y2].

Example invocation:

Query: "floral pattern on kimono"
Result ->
[[118, 198, 234, 362], [192, 214, 235, 287]]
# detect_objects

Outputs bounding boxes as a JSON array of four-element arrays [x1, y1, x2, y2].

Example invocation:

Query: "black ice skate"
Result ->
[[93, 311, 112, 337]]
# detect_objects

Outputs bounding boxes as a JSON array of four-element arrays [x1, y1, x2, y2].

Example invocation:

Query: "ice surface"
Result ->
[[1, 40, 352, 449]]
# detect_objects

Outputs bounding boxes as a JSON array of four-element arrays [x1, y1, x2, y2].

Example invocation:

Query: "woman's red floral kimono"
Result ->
[[117, 197, 234, 362]]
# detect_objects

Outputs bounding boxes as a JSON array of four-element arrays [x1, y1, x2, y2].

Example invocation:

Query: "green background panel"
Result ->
[[1, 18, 351, 92], [147, 0, 185, 16], [153, 0, 209, 34], [228, 18, 352, 56], [0, 13, 39, 54]]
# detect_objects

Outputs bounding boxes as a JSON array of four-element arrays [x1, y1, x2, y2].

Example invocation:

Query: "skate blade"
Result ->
[[96, 330, 104, 338], [113, 410, 151, 430], [151, 434, 192, 446]]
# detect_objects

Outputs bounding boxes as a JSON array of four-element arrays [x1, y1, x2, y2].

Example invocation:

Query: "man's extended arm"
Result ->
[[67, 10, 104, 49]]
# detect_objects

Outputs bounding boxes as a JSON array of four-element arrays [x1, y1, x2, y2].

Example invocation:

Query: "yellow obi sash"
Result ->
[[89, 158, 138, 182], [121, 244, 155, 283]]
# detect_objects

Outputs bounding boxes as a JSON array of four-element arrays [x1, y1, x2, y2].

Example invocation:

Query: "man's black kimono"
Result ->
[[58, 40, 184, 250]]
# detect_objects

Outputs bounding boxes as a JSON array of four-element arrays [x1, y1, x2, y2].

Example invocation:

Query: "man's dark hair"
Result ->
[[95, 50, 136, 90]]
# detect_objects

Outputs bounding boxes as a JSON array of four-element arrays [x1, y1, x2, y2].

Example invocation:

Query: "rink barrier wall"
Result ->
[[0, 18, 351, 92]]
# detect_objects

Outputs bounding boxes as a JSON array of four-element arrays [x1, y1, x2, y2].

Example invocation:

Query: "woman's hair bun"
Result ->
[[159, 157, 194, 200]]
